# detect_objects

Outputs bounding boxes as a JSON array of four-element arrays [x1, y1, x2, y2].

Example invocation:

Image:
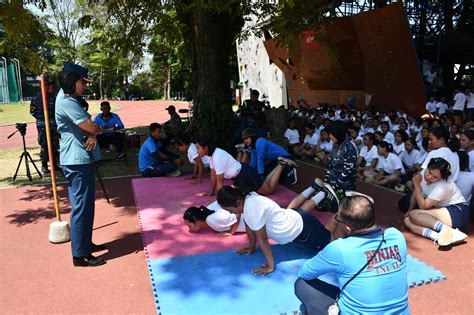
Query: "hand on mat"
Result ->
[[236, 247, 255, 255], [252, 264, 274, 276]]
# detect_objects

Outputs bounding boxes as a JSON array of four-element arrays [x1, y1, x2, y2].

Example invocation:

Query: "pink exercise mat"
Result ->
[[132, 176, 333, 260]]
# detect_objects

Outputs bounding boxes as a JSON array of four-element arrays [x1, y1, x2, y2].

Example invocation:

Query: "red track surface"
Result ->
[[0, 100, 189, 151], [0, 158, 473, 314]]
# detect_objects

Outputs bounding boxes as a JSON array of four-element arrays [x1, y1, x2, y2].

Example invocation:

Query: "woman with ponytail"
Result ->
[[404, 158, 469, 246], [217, 186, 331, 275], [183, 201, 245, 236]]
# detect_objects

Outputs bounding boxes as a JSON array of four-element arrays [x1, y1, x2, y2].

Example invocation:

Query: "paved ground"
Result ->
[[0, 100, 189, 151], [1, 163, 473, 314]]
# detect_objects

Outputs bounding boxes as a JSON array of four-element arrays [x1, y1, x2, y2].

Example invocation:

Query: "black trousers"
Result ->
[[97, 133, 124, 154], [294, 278, 340, 315]]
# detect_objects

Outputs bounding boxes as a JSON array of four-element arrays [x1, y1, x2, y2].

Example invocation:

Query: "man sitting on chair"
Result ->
[[93, 101, 125, 159]]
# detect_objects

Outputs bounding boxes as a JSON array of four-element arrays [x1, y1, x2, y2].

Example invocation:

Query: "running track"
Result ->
[[0, 100, 189, 151]]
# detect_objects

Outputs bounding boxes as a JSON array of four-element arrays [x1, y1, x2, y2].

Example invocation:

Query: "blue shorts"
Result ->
[[234, 162, 264, 190], [292, 208, 331, 253], [447, 203, 470, 228]]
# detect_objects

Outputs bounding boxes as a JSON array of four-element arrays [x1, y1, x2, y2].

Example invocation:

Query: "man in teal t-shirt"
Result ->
[[295, 195, 409, 314]]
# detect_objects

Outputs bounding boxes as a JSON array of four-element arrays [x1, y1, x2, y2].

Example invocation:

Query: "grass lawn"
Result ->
[[0, 125, 191, 189], [0, 101, 120, 126]]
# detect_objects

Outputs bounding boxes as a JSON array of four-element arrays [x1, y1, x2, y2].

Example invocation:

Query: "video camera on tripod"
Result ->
[[7, 122, 42, 181]]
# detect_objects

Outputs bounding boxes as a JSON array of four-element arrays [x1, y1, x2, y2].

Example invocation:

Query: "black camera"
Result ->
[[15, 123, 27, 135]]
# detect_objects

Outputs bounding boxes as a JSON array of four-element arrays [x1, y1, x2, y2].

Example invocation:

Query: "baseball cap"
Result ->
[[63, 62, 93, 83]]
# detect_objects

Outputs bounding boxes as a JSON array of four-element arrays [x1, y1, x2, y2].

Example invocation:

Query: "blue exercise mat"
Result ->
[[148, 245, 445, 314], [149, 243, 315, 315]]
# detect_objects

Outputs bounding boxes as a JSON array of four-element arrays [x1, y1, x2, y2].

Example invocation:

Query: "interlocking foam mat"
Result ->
[[132, 177, 446, 314]]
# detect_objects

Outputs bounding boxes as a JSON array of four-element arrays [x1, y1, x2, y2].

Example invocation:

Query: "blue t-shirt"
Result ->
[[250, 138, 290, 175], [138, 136, 162, 172], [298, 227, 409, 314], [55, 89, 101, 165], [93, 113, 124, 130]]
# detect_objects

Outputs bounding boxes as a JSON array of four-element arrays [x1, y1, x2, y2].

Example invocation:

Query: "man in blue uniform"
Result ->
[[139, 123, 183, 177], [295, 195, 409, 314], [30, 77, 59, 173], [93, 101, 125, 158]]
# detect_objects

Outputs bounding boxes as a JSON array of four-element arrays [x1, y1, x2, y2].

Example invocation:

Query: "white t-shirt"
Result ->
[[453, 92, 466, 110], [455, 172, 474, 202], [383, 132, 395, 145], [359, 145, 378, 166], [206, 201, 246, 233], [421, 178, 465, 208], [426, 101, 437, 113], [320, 140, 334, 153], [400, 149, 420, 169], [209, 148, 242, 179], [467, 93, 474, 109], [187, 143, 210, 167], [393, 142, 405, 155], [416, 151, 427, 165], [421, 147, 459, 182], [284, 128, 300, 144], [242, 192, 303, 245], [469, 151, 474, 173], [437, 102, 448, 114], [376, 152, 405, 175], [304, 133, 319, 147]]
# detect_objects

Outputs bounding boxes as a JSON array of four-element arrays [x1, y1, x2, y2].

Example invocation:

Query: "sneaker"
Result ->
[[41, 166, 50, 174], [345, 190, 375, 204], [278, 156, 298, 168], [286, 168, 298, 185], [166, 169, 182, 177], [116, 153, 125, 159], [309, 177, 325, 193], [318, 183, 339, 213], [438, 226, 467, 246]]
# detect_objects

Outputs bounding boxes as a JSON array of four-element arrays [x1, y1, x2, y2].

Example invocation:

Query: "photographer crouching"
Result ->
[[56, 62, 107, 267], [30, 76, 59, 174]]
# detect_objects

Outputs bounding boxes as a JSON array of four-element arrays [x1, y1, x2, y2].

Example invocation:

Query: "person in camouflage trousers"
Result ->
[[288, 121, 362, 213], [30, 78, 59, 174]]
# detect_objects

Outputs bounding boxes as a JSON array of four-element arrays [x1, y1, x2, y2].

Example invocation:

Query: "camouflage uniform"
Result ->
[[30, 91, 60, 168]]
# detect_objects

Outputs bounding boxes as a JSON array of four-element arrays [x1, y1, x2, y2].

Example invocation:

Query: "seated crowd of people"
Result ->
[[133, 88, 472, 314]]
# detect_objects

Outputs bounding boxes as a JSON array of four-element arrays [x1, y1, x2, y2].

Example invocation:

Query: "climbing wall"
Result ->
[[236, 15, 287, 108], [264, 2, 426, 116]]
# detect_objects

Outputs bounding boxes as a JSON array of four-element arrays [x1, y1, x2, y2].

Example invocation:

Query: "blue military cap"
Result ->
[[63, 62, 93, 83]]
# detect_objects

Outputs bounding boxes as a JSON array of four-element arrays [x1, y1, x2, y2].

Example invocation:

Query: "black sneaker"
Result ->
[[286, 167, 298, 185], [41, 166, 50, 174], [278, 156, 297, 168], [310, 178, 325, 192], [318, 183, 339, 213]]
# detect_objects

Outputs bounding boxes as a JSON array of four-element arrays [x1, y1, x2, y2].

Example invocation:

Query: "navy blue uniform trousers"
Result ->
[[62, 164, 95, 257]]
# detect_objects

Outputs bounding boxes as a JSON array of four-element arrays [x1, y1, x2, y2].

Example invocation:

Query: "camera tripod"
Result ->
[[8, 127, 42, 181]]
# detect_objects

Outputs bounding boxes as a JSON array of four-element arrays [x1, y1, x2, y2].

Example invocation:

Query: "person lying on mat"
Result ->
[[175, 137, 210, 184], [217, 184, 331, 275], [183, 201, 245, 236], [404, 157, 469, 246], [294, 195, 409, 315], [195, 138, 296, 196]]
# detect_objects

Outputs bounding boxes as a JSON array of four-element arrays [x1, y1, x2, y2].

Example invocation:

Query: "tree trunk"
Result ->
[[176, 2, 244, 146], [166, 66, 171, 100]]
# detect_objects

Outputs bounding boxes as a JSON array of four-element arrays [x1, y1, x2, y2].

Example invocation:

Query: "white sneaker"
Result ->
[[438, 226, 468, 246], [278, 156, 298, 168], [345, 191, 375, 204], [166, 169, 182, 177]]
